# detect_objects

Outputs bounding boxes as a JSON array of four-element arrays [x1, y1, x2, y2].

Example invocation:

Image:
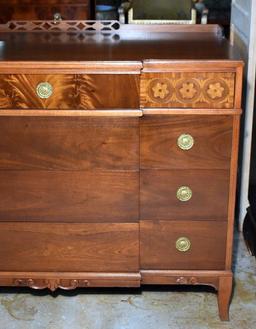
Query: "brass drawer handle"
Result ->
[[53, 13, 62, 23], [36, 82, 53, 99], [176, 186, 192, 202], [176, 237, 191, 252], [177, 134, 194, 150]]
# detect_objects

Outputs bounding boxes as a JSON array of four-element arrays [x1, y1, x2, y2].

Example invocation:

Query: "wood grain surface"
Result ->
[[140, 220, 227, 270], [0, 117, 139, 170], [141, 169, 229, 221], [0, 0, 92, 23], [0, 74, 140, 109], [141, 72, 235, 109], [140, 115, 233, 169], [0, 222, 139, 272], [0, 171, 139, 222]]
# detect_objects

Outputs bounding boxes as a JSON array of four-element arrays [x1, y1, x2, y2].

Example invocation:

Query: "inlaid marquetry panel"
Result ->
[[0, 74, 140, 109], [141, 72, 235, 109]]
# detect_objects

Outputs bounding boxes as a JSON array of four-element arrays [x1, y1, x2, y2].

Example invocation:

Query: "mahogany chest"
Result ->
[[0, 0, 94, 23], [0, 21, 243, 321]]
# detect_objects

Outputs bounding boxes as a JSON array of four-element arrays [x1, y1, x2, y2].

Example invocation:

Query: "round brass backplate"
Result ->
[[177, 134, 194, 150], [36, 82, 53, 99], [176, 237, 191, 252], [176, 186, 192, 202]]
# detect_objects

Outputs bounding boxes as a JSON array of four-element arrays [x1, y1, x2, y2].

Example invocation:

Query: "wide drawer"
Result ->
[[0, 222, 139, 272], [140, 220, 227, 270], [0, 5, 89, 22], [0, 116, 139, 171], [0, 1, 90, 22], [141, 115, 233, 169], [141, 72, 235, 109], [0, 74, 139, 109], [141, 169, 229, 221], [0, 171, 139, 222]]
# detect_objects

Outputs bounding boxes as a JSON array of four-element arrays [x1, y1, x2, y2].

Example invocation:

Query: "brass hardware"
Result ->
[[176, 237, 191, 252], [176, 186, 192, 202], [36, 82, 53, 99], [53, 13, 62, 23], [177, 134, 194, 150]]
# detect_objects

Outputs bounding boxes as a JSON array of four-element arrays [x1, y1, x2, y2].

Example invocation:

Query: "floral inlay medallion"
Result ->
[[148, 78, 173, 103], [179, 82, 198, 99], [207, 82, 225, 99]]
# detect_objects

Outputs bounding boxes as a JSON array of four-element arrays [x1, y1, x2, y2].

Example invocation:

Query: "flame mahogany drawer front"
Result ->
[[140, 72, 235, 109], [0, 222, 139, 272], [140, 115, 233, 170], [140, 220, 227, 270], [0, 74, 140, 109]]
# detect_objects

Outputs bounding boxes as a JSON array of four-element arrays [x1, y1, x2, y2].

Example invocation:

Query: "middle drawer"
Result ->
[[141, 169, 229, 221]]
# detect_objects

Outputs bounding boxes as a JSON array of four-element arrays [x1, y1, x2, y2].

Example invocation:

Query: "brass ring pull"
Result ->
[[176, 186, 192, 202], [176, 237, 191, 252], [53, 13, 62, 23], [36, 82, 53, 99], [177, 134, 194, 150]]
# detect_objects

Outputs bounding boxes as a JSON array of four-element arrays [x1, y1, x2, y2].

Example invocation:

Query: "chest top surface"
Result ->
[[0, 22, 241, 64]]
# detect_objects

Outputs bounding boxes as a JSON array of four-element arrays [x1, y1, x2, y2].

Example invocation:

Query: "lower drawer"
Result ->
[[0, 223, 139, 272], [140, 220, 227, 270]]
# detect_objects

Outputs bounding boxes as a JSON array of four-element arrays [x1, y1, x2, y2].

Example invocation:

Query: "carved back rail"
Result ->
[[0, 20, 121, 33], [0, 20, 223, 35]]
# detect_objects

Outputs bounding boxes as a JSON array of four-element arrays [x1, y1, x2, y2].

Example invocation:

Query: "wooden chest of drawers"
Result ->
[[0, 1, 93, 23], [0, 22, 243, 321]]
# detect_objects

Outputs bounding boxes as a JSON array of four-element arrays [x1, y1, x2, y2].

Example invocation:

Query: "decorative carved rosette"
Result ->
[[176, 276, 198, 285]]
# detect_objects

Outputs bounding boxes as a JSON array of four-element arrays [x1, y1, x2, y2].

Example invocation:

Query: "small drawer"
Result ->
[[140, 220, 227, 270], [0, 222, 139, 272], [141, 115, 233, 169], [140, 72, 235, 109], [141, 169, 229, 221], [0, 74, 139, 109]]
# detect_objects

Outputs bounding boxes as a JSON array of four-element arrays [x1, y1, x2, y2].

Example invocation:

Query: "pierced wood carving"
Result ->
[[141, 72, 235, 109], [0, 20, 121, 33], [14, 278, 89, 291], [176, 276, 198, 285]]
